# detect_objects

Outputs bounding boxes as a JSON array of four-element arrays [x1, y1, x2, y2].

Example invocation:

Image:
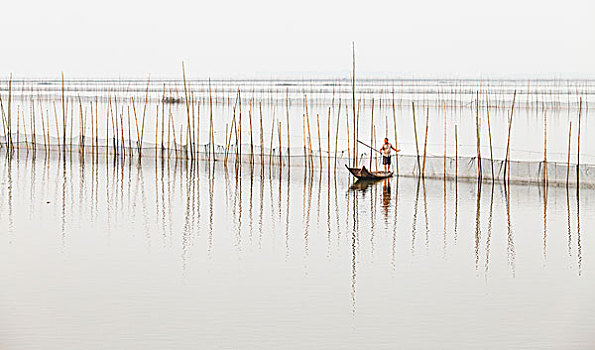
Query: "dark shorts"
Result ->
[[382, 156, 391, 165]]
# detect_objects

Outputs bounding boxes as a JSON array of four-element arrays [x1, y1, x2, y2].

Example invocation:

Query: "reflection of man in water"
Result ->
[[382, 179, 391, 218], [379, 138, 400, 172]]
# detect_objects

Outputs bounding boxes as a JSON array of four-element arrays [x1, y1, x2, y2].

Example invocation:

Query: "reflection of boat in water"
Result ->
[[346, 165, 393, 180], [350, 179, 378, 191]]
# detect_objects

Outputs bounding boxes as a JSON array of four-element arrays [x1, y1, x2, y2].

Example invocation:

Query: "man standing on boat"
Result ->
[[379, 138, 399, 172]]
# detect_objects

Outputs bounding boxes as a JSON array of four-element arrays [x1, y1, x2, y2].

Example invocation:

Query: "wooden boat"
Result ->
[[345, 165, 393, 180]]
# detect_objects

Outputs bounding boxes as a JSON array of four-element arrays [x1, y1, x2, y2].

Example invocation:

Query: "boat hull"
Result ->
[[345, 165, 393, 179]]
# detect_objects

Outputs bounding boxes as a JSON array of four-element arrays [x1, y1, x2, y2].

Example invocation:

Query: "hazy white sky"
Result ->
[[2, 0, 594, 78]]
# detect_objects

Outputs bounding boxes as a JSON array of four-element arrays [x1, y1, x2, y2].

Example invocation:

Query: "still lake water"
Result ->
[[1, 152, 594, 349]]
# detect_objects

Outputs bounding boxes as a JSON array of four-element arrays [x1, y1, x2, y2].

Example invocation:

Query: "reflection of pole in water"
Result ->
[[566, 186, 572, 258], [411, 178, 421, 255], [326, 171, 331, 258], [304, 171, 313, 257], [285, 169, 290, 259], [577, 187, 582, 276], [391, 177, 399, 270], [208, 169, 215, 254], [61, 157, 67, 248], [249, 166, 254, 242], [485, 183, 494, 277], [258, 167, 264, 250], [442, 173, 447, 257], [351, 185, 359, 316], [505, 185, 516, 277], [542, 180, 548, 261], [422, 178, 430, 252], [474, 180, 482, 271], [454, 172, 458, 243]]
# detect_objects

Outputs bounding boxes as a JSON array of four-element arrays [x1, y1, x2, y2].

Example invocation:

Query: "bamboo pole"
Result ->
[[306, 109, 313, 170], [41, 107, 47, 152], [443, 101, 446, 179], [140, 78, 149, 158], [345, 108, 350, 167], [412, 102, 421, 175], [7, 74, 13, 149], [504, 90, 517, 182], [485, 93, 494, 180], [161, 85, 165, 153], [334, 99, 341, 171], [286, 88, 290, 165], [327, 107, 330, 171], [369, 99, 374, 169], [195, 99, 200, 161], [0, 95, 8, 149], [182, 62, 193, 158], [31, 99, 37, 151], [260, 103, 264, 167], [421, 107, 429, 178], [238, 88, 242, 163], [78, 98, 84, 155], [167, 100, 172, 159], [249, 99, 254, 163], [61, 73, 66, 151], [302, 114, 307, 168], [269, 114, 275, 168], [16, 106, 20, 152], [455, 124, 458, 181], [566, 121, 572, 186], [53, 102, 61, 153], [392, 88, 399, 176], [543, 109, 548, 185], [475, 91, 482, 179], [89, 101, 94, 153], [132, 97, 141, 155], [209, 80, 215, 161], [352, 43, 356, 167], [576, 97, 582, 187], [155, 105, 159, 158], [316, 113, 322, 168], [278, 121, 282, 167]]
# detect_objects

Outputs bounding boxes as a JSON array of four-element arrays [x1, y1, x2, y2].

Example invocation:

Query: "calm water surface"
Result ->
[[1, 152, 594, 349]]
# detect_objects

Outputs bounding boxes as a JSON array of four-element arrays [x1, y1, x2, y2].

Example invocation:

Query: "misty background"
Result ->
[[1, 0, 594, 78]]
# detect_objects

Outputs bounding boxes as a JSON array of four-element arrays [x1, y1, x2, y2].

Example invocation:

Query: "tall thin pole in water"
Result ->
[[485, 92, 494, 180], [182, 62, 194, 159], [7, 74, 13, 149], [351, 42, 356, 167], [412, 102, 421, 175], [302, 113, 307, 169], [421, 107, 429, 178], [317, 114, 322, 168], [260, 103, 264, 167], [327, 107, 331, 172], [334, 100, 341, 172], [369, 99, 374, 169], [576, 97, 582, 188], [208, 79, 214, 162], [345, 108, 350, 168], [443, 102, 447, 179], [0, 95, 8, 150], [455, 124, 458, 181], [61, 73, 66, 152], [504, 90, 517, 183], [286, 88, 290, 165], [566, 121, 572, 186], [249, 99, 254, 164], [475, 91, 482, 179], [543, 109, 548, 185], [278, 121, 283, 167], [392, 88, 399, 176]]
